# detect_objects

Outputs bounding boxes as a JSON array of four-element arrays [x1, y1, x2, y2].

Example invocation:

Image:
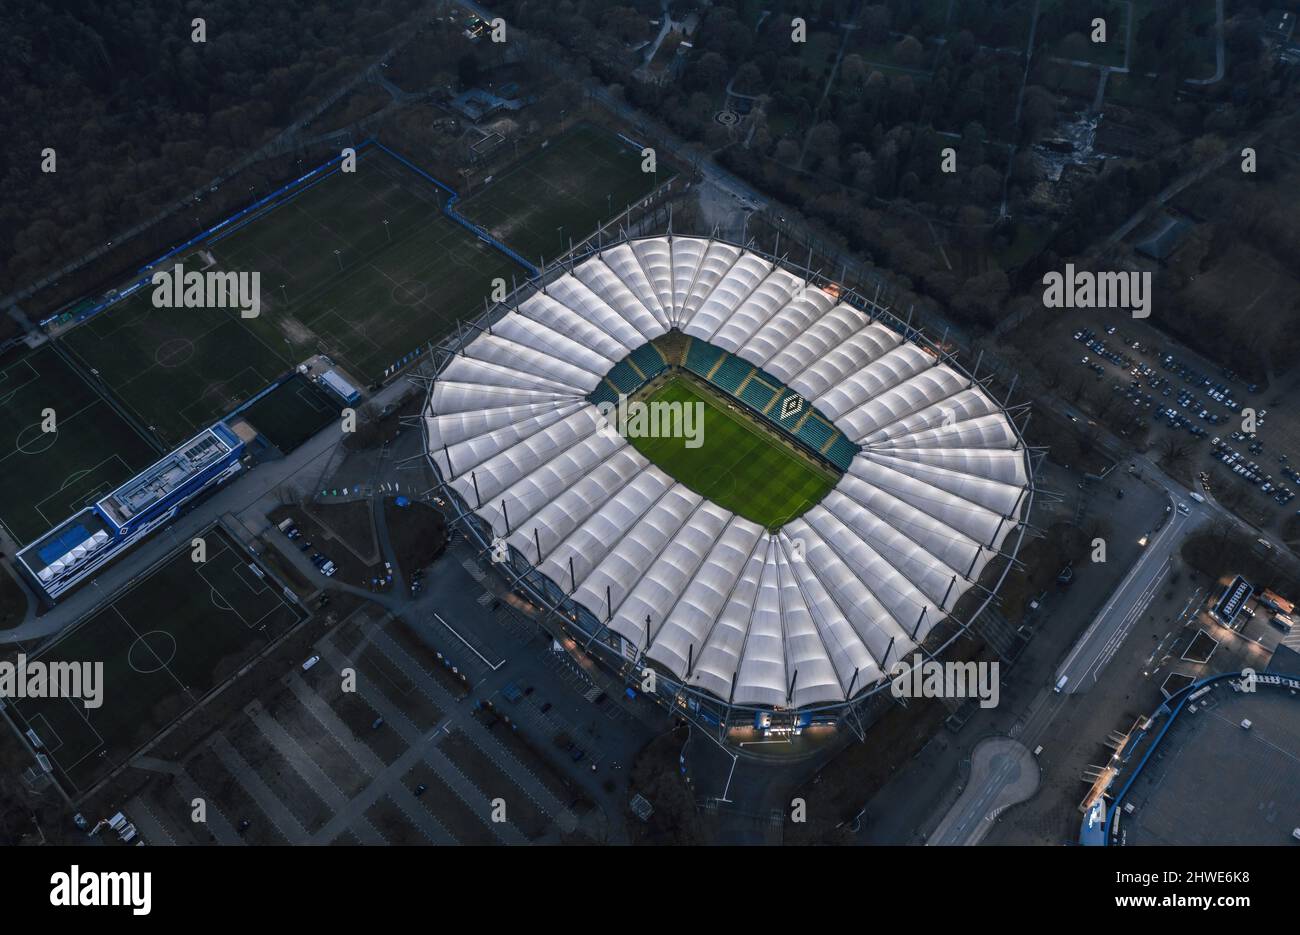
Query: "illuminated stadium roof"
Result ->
[[425, 236, 1031, 710]]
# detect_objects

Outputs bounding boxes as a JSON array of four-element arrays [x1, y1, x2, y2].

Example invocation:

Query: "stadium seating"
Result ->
[[770, 389, 805, 425], [589, 380, 619, 408], [606, 360, 643, 394], [710, 356, 752, 395], [684, 338, 724, 378], [629, 342, 668, 380], [739, 378, 776, 413], [825, 435, 859, 471], [796, 415, 835, 453]]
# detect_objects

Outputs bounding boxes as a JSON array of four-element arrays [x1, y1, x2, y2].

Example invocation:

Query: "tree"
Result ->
[[862, 5, 891, 45], [893, 35, 924, 69]]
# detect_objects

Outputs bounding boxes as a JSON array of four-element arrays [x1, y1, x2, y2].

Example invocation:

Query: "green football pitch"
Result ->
[[627, 376, 838, 529], [61, 146, 522, 445], [458, 123, 676, 264], [0, 345, 158, 545], [11, 526, 301, 795], [238, 373, 337, 454]]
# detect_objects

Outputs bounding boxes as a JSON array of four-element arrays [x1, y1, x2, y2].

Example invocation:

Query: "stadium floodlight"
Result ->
[[425, 236, 1032, 716]]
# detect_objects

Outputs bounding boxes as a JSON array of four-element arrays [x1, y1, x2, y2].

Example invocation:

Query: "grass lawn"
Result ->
[[239, 373, 338, 453], [10, 526, 301, 795], [0, 345, 159, 545], [628, 376, 838, 529], [60, 286, 293, 447], [458, 123, 675, 263]]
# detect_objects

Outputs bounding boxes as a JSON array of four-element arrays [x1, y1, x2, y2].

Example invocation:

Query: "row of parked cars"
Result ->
[[277, 518, 337, 576], [1210, 439, 1296, 505], [1158, 404, 1210, 437], [1074, 328, 1132, 370]]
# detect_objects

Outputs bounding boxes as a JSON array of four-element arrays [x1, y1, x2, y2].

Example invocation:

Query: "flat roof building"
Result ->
[[98, 425, 240, 532], [16, 423, 245, 601]]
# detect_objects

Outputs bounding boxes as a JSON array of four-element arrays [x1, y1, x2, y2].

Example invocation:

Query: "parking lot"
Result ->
[[1064, 319, 1300, 529], [113, 538, 658, 845]]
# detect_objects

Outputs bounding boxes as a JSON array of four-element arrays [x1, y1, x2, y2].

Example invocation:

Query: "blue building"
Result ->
[[17, 423, 245, 601]]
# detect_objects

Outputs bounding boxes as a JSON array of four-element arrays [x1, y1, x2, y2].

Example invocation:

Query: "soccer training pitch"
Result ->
[[0, 345, 159, 546], [61, 145, 523, 445], [238, 373, 338, 454], [627, 376, 838, 530], [10, 526, 301, 796], [458, 123, 675, 264]]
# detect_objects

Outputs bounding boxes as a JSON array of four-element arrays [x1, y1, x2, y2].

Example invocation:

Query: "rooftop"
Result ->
[[98, 425, 236, 527]]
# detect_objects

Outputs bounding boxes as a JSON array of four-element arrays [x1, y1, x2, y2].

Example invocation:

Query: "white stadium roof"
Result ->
[[426, 237, 1031, 710]]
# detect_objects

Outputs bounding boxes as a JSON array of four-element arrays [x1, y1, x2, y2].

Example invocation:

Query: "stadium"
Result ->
[[423, 235, 1034, 736]]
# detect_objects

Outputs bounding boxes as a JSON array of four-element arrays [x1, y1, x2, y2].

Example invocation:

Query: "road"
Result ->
[[926, 737, 1040, 846], [1054, 485, 1198, 694]]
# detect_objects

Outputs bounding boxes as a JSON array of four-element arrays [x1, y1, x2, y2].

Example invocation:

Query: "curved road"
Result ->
[[927, 737, 1040, 845]]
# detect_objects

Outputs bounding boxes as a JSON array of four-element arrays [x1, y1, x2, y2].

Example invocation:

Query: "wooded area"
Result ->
[[0, 0, 422, 296]]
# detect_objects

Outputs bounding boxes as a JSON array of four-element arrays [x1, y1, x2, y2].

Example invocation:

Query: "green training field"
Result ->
[[0, 345, 158, 545], [61, 281, 294, 448], [458, 123, 676, 264], [11, 526, 301, 796], [61, 146, 522, 445], [627, 376, 838, 529], [239, 373, 338, 454], [212, 147, 521, 380]]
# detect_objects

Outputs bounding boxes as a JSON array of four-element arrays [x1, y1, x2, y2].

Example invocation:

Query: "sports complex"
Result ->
[[423, 235, 1035, 732]]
